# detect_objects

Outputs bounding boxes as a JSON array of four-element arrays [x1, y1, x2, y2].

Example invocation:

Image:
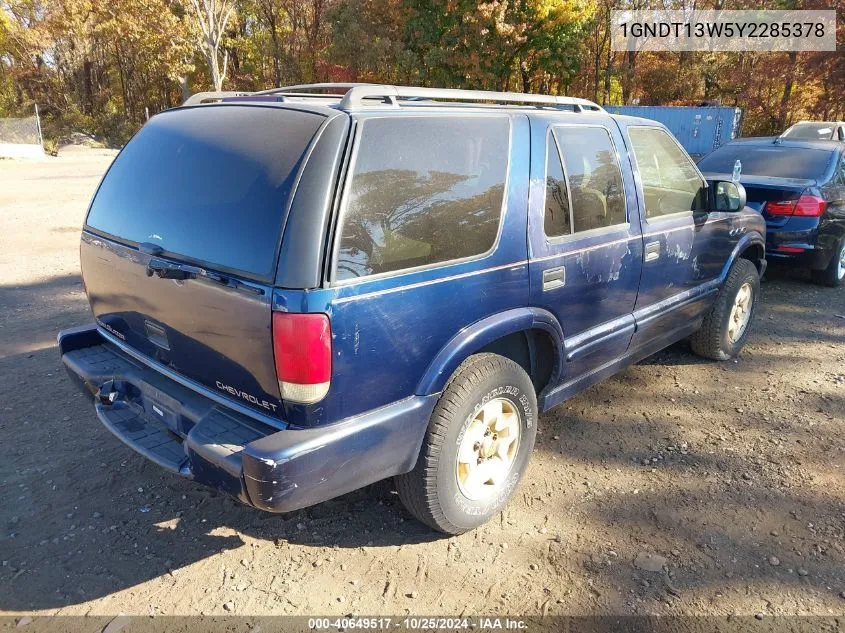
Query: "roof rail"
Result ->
[[339, 85, 605, 112], [183, 83, 606, 112], [183, 90, 254, 105], [253, 82, 376, 96]]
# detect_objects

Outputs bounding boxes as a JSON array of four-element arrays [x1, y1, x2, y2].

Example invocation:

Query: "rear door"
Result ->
[[527, 114, 643, 383], [82, 104, 333, 419]]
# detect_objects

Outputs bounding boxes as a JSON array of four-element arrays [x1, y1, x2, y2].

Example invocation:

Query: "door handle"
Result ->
[[542, 266, 565, 291], [644, 241, 661, 262]]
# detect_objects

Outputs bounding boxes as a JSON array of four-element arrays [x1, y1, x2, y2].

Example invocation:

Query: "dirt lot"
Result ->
[[1, 151, 844, 619]]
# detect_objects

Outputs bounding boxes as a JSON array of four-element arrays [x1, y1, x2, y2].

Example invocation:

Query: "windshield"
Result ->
[[781, 123, 837, 140], [86, 105, 325, 279], [697, 144, 835, 181]]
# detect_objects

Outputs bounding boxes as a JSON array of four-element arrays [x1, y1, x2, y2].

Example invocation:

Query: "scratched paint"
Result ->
[[665, 228, 694, 262], [572, 242, 634, 284]]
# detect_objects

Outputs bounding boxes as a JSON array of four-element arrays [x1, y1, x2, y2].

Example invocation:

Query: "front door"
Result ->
[[622, 125, 729, 346], [528, 115, 643, 391]]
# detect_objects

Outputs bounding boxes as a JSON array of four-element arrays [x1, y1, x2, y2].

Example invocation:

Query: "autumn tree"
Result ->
[[2, 0, 842, 145], [1, 0, 191, 142], [327, 0, 409, 82]]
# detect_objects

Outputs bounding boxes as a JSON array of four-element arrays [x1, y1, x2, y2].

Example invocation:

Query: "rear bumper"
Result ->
[[765, 219, 837, 270], [59, 324, 437, 513], [766, 243, 832, 270]]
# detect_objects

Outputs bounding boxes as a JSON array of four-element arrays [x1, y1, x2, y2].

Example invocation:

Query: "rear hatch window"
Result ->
[[86, 105, 326, 280]]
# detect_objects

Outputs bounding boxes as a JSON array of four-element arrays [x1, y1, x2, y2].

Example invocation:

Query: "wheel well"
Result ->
[[740, 244, 765, 273], [477, 329, 557, 395]]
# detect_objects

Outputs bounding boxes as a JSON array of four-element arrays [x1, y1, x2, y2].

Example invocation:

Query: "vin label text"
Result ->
[[611, 10, 836, 52]]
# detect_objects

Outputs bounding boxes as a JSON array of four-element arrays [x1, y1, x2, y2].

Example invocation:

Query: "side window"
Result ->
[[838, 155, 845, 185], [544, 135, 571, 237], [335, 116, 509, 281], [628, 127, 706, 219], [553, 126, 626, 233]]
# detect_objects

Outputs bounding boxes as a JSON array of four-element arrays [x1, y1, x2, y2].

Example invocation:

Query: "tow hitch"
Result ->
[[95, 379, 127, 405]]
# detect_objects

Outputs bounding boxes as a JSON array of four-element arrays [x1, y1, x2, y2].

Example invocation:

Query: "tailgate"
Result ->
[[81, 233, 282, 416], [81, 104, 329, 419]]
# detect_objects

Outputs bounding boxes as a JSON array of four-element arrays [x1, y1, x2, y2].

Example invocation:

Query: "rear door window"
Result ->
[[552, 126, 626, 233], [86, 106, 325, 279], [334, 116, 510, 282]]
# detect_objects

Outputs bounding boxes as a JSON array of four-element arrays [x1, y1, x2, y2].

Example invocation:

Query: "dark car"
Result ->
[[698, 138, 845, 286], [58, 84, 765, 534]]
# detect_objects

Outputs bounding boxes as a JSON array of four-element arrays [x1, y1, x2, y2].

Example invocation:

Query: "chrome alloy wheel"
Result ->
[[456, 398, 521, 501], [837, 242, 845, 281], [728, 282, 753, 343]]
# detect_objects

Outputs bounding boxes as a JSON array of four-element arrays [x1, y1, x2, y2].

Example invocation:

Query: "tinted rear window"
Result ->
[[86, 106, 325, 278], [335, 116, 509, 281], [698, 144, 834, 180]]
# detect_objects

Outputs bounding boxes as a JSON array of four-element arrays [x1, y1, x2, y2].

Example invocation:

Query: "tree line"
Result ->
[[1, 0, 842, 148]]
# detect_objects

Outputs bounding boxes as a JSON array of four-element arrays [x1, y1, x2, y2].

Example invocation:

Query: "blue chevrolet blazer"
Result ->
[[59, 84, 766, 534]]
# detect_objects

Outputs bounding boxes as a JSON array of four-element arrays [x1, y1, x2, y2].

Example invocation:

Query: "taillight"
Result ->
[[765, 200, 796, 216], [272, 312, 332, 404], [792, 195, 827, 217], [766, 194, 827, 217]]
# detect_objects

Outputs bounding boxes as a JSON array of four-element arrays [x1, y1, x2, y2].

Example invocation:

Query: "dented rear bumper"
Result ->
[[59, 324, 437, 513]]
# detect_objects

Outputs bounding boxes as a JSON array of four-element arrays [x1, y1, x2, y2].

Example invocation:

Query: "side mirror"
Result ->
[[710, 180, 747, 212]]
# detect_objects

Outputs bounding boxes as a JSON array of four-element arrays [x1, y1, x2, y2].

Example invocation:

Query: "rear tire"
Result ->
[[810, 238, 845, 288], [395, 353, 537, 535], [690, 259, 759, 360]]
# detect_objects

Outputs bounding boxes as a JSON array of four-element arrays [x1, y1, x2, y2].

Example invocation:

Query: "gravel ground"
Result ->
[[1, 152, 843, 618]]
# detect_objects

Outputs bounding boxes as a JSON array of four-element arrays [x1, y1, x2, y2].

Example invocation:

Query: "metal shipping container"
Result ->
[[605, 105, 743, 160]]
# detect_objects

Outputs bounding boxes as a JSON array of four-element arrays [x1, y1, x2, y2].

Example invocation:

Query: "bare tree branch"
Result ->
[[186, 0, 235, 89]]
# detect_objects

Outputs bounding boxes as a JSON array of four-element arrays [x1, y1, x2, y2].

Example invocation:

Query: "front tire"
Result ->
[[810, 238, 845, 288], [395, 353, 538, 535], [690, 258, 760, 360]]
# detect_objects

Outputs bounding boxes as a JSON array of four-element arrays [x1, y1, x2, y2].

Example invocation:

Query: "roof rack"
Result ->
[[183, 90, 255, 105], [182, 83, 605, 112], [339, 85, 605, 112], [253, 82, 376, 96], [181, 85, 377, 106]]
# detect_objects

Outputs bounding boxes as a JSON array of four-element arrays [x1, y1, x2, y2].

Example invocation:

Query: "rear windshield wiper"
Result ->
[[145, 257, 263, 295], [146, 258, 194, 280]]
